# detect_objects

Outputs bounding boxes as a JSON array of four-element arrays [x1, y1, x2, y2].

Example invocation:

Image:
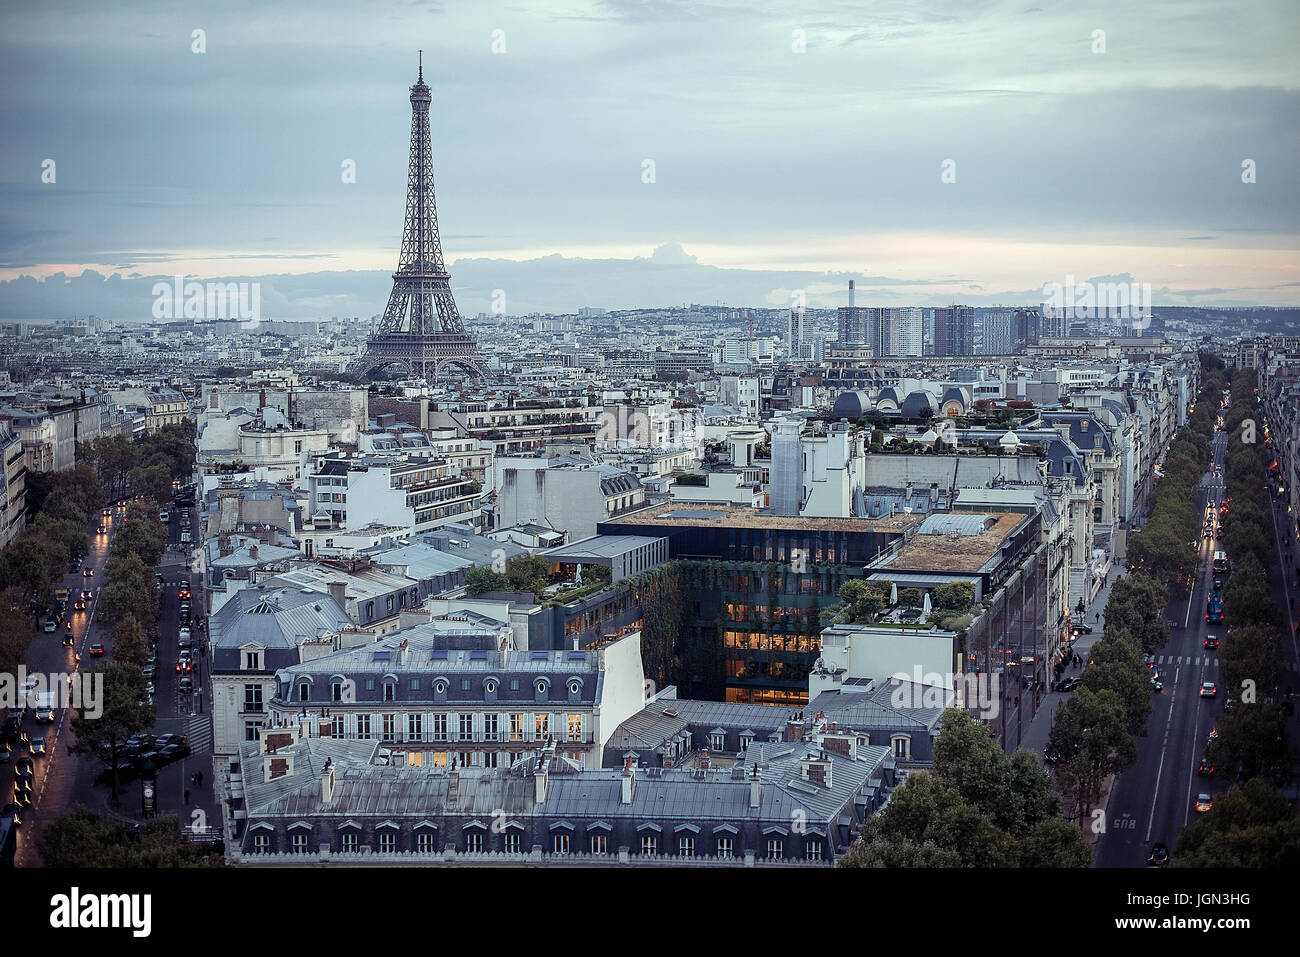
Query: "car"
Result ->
[[1151, 676, 1163, 692], [156, 733, 189, 749], [1204, 636, 1220, 649], [145, 682, 155, 696], [96, 524, 106, 534], [1, 803, 21, 826], [1054, 677, 1080, 693], [43, 618, 57, 633], [65, 620, 73, 633], [35, 705, 54, 723], [158, 742, 191, 762], [1197, 758, 1215, 776], [15, 756, 33, 776], [61, 634, 75, 647], [0, 742, 10, 762], [124, 733, 156, 755], [1071, 623, 1094, 636], [178, 676, 194, 692], [82, 568, 93, 577], [74, 599, 86, 611], [175, 659, 191, 673], [134, 750, 162, 769], [29, 736, 46, 755], [80, 589, 93, 600], [1194, 793, 1214, 813], [178, 587, 191, 600], [1201, 682, 1217, 697], [1208, 726, 1219, 741], [88, 643, 105, 657]]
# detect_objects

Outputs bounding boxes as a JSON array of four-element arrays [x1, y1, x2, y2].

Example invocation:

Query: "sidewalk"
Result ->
[[1020, 569, 1123, 758]]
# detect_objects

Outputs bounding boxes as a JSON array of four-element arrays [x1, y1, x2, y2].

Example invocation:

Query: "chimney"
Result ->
[[620, 757, 637, 805], [848, 279, 855, 308], [262, 752, 293, 782], [321, 758, 335, 804], [327, 580, 348, 610], [749, 763, 761, 809], [785, 713, 805, 742], [249, 544, 259, 561], [699, 749, 710, 771], [398, 638, 409, 666], [534, 754, 549, 804], [218, 532, 233, 557], [800, 750, 834, 789]]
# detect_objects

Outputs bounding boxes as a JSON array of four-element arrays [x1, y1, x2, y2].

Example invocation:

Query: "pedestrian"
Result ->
[[1095, 611, 1100, 623], [197, 770, 203, 788], [184, 788, 191, 804]]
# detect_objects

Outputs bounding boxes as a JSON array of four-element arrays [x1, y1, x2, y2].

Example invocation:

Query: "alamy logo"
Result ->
[[152, 275, 261, 329], [2, 666, 103, 719], [50, 887, 151, 937], [1041, 275, 1151, 330], [890, 666, 1000, 719]]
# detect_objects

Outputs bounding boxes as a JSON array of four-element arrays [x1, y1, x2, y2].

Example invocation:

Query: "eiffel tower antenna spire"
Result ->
[[351, 58, 487, 384]]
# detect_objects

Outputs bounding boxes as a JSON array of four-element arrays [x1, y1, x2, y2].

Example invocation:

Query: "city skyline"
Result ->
[[1, 0, 1298, 317]]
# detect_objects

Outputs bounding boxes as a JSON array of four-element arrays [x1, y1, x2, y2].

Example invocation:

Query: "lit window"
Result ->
[[553, 833, 570, 854], [767, 839, 783, 859], [590, 833, 607, 854], [641, 835, 657, 855]]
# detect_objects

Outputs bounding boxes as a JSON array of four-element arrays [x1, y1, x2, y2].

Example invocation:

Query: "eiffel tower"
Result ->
[[351, 54, 487, 383]]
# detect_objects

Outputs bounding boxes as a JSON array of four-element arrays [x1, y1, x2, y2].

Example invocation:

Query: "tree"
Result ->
[[127, 463, 173, 504], [113, 615, 150, 669], [1218, 625, 1283, 707], [464, 566, 511, 595], [1206, 703, 1295, 786], [0, 586, 31, 678], [0, 537, 56, 620], [67, 661, 154, 802], [506, 554, 551, 598], [1173, 778, 1300, 867], [838, 579, 886, 623], [38, 806, 222, 868], [1049, 687, 1139, 825], [1019, 816, 1095, 868], [838, 836, 963, 868], [1077, 656, 1151, 735], [933, 581, 974, 612], [100, 552, 157, 626]]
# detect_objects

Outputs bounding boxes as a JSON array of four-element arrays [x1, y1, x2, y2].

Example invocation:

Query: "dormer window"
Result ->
[[243, 651, 261, 670]]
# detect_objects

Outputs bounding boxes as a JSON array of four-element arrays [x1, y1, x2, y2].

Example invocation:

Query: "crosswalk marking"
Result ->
[[1154, 654, 1219, 668], [186, 714, 212, 753]]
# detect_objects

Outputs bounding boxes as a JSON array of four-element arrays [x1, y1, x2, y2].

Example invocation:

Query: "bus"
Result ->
[[1205, 594, 1223, 623], [1212, 551, 1229, 574]]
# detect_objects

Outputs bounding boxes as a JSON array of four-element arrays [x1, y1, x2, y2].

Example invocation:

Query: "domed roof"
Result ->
[[832, 390, 872, 419], [900, 389, 938, 419]]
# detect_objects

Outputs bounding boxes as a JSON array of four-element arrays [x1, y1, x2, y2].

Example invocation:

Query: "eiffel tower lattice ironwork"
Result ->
[[351, 53, 487, 383]]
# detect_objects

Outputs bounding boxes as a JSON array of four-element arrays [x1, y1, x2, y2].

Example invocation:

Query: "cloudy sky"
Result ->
[[1, 0, 1297, 319]]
